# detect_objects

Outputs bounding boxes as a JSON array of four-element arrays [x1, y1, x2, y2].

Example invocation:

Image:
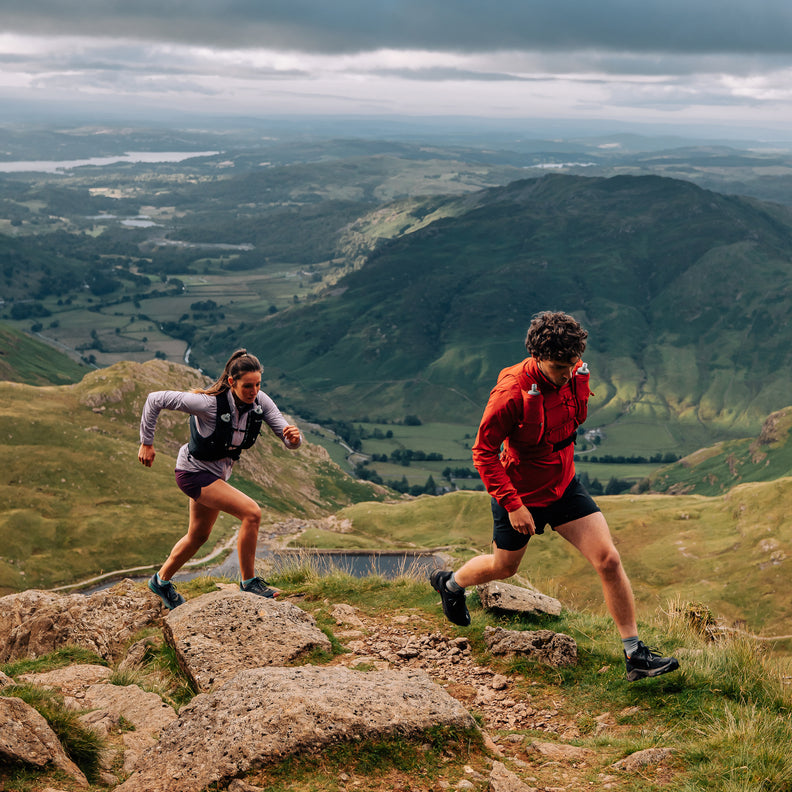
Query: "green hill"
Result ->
[[289, 482, 792, 637], [0, 322, 86, 385], [650, 405, 792, 496], [202, 174, 792, 451], [0, 359, 383, 593]]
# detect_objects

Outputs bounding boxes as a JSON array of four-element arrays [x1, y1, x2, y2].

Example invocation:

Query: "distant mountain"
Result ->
[[201, 174, 792, 445], [0, 359, 383, 593]]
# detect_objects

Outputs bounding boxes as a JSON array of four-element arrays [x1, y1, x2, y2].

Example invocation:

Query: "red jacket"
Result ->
[[472, 357, 590, 511]]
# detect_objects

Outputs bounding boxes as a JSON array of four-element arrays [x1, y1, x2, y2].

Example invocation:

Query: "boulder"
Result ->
[[476, 581, 562, 617], [0, 580, 161, 663], [81, 682, 177, 735], [529, 741, 595, 761], [489, 760, 538, 792], [116, 665, 476, 792], [19, 663, 112, 698], [612, 747, 674, 771], [0, 696, 88, 786], [162, 589, 332, 691], [484, 626, 577, 667]]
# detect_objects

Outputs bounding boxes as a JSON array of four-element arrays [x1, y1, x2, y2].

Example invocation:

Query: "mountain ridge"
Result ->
[[203, 173, 792, 451]]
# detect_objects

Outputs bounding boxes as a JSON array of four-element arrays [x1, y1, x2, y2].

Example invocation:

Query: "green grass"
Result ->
[[282, 483, 792, 637]]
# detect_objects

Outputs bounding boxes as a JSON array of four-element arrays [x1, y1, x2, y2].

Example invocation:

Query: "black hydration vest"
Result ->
[[188, 392, 264, 461]]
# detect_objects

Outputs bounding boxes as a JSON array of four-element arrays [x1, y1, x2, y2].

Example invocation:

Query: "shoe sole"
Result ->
[[626, 659, 680, 682]]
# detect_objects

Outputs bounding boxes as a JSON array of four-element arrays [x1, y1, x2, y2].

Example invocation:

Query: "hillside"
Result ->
[[208, 174, 792, 450], [650, 405, 792, 496], [0, 359, 383, 593], [0, 322, 86, 385], [284, 483, 792, 637]]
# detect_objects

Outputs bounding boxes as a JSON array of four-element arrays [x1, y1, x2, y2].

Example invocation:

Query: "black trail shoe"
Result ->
[[429, 569, 470, 627], [625, 641, 680, 681], [148, 574, 185, 610], [240, 576, 278, 598]]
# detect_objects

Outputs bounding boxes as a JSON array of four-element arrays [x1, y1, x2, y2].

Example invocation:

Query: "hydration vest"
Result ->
[[499, 358, 590, 460], [188, 392, 264, 461]]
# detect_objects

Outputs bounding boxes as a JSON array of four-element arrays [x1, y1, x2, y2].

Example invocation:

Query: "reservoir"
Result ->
[[0, 151, 220, 174], [78, 549, 443, 594]]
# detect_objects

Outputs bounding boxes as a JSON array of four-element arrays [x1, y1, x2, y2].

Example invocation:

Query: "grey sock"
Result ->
[[622, 636, 640, 657], [446, 573, 464, 593]]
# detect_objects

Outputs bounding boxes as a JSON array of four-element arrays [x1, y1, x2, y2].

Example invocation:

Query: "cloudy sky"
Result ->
[[2, 1, 792, 135]]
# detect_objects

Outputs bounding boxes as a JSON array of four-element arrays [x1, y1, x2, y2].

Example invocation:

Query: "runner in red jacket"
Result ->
[[430, 311, 679, 682]]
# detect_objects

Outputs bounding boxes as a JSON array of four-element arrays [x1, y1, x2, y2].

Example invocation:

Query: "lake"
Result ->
[[0, 151, 220, 174]]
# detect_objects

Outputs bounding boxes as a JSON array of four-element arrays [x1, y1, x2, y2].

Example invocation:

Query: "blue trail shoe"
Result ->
[[240, 576, 278, 598], [625, 641, 680, 681], [429, 569, 470, 627], [148, 574, 185, 610]]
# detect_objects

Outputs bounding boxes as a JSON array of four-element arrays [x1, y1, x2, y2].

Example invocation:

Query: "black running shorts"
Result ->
[[491, 476, 601, 551]]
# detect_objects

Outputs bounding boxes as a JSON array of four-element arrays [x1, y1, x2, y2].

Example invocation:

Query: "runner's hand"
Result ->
[[138, 444, 156, 467], [508, 505, 536, 536], [282, 425, 301, 445]]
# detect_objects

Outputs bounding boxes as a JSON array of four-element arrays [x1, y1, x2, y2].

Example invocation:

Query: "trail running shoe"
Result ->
[[429, 569, 470, 627], [240, 576, 278, 598], [625, 641, 680, 681], [148, 574, 185, 610]]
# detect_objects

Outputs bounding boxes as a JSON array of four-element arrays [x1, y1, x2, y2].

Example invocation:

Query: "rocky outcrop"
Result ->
[[490, 760, 538, 792], [484, 626, 578, 667], [0, 580, 161, 663], [612, 747, 675, 771], [0, 696, 89, 786], [115, 666, 476, 792], [162, 589, 332, 691], [476, 580, 562, 617]]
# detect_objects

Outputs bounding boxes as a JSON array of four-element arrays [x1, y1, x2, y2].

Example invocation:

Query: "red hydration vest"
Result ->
[[472, 357, 591, 510]]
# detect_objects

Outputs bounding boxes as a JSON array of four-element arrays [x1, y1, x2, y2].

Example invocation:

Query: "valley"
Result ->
[[4, 121, 792, 640]]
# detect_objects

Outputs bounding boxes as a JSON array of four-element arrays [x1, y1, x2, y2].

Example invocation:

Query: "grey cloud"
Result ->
[[3, 1, 792, 55]]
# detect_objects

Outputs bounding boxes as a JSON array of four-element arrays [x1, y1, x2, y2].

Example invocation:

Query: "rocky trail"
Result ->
[[0, 579, 677, 792]]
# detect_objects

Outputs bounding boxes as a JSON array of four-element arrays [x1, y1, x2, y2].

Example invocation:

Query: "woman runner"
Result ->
[[138, 349, 301, 609]]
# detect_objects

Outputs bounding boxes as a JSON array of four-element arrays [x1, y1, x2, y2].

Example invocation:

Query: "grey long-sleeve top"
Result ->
[[139, 389, 301, 480]]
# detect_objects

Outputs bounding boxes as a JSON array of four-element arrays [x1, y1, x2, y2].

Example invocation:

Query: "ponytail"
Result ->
[[194, 349, 262, 395]]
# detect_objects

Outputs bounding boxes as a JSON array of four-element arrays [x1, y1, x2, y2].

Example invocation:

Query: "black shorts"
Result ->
[[491, 477, 601, 551]]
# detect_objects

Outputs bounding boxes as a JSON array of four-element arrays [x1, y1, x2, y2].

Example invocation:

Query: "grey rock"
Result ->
[[163, 589, 332, 691], [115, 665, 476, 792], [476, 581, 562, 617], [489, 761, 538, 792], [612, 747, 674, 771], [0, 696, 89, 786], [19, 663, 112, 698], [484, 626, 577, 667], [528, 741, 595, 761], [81, 682, 177, 736], [227, 780, 266, 792], [0, 579, 161, 663]]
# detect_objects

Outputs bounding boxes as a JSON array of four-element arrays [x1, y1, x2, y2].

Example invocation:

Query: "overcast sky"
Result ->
[[3, 1, 792, 136]]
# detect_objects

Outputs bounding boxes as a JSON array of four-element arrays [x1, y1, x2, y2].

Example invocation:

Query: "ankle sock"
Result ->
[[156, 573, 169, 585], [622, 636, 640, 657], [242, 577, 256, 588], [446, 573, 464, 593]]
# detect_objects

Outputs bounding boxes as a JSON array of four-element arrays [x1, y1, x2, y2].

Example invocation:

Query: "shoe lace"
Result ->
[[244, 576, 272, 594], [161, 581, 181, 604]]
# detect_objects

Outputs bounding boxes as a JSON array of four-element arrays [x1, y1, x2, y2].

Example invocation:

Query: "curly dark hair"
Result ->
[[525, 311, 588, 360]]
